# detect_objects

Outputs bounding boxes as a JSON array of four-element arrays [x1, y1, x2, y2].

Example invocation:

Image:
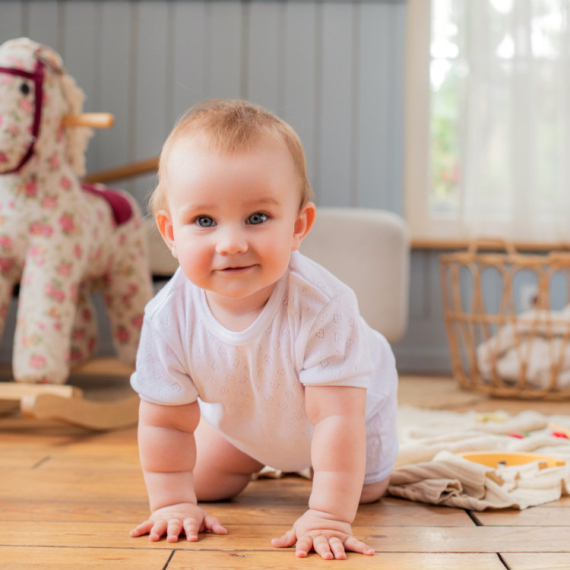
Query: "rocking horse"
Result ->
[[0, 38, 153, 429]]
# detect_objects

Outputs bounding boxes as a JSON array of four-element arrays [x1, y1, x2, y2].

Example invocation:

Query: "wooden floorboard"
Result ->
[[0, 371, 569, 569], [501, 553, 570, 570], [475, 506, 570, 526], [0, 521, 568, 553], [0, 546, 173, 570], [168, 551, 507, 569], [0, 498, 473, 527]]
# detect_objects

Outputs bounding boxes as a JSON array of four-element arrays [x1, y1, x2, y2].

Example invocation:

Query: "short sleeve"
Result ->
[[130, 315, 199, 405], [299, 292, 374, 388]]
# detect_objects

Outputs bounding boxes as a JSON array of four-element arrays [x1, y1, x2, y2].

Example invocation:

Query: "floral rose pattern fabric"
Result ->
[[0, 38, 153, 384]]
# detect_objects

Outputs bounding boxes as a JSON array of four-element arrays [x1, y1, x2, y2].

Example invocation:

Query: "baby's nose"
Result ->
[[215, 228, 248, 255]]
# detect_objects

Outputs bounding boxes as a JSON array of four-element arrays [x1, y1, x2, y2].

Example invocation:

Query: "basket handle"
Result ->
[[467, 237, 517, 256]]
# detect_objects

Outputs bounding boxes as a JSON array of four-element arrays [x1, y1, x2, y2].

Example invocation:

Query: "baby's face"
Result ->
[[158, 135, 313, 306]]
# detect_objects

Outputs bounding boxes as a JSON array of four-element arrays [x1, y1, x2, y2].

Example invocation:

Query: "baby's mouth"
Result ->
[[218, 265, 254, 273]]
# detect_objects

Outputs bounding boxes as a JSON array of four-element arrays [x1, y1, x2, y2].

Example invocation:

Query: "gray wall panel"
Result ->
[[27, 1, 60, 52], [282, 2, 318, 186], [408, 251, 426, 320], [393, 250, 451, 373], [387, 2, 405, 215], [356, 2, 389, 210], [209, 1, 243, 99], [246, 2, 282, 112], [62, 1, 99, 172], [318, 2, 354, 207], [133, 1, 170, 205], [97, 1, 132, 177], [0, 1, 23, 44], [172, 1, 208, 121]]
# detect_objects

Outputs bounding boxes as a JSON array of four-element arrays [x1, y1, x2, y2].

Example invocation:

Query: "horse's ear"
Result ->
[[33, 43, 64, 74]]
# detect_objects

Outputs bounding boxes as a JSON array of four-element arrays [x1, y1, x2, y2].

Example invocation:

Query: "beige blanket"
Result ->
[[389, 407, 570, 510]]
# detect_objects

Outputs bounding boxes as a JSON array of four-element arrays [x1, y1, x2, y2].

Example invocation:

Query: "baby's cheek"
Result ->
[[179, 246, 211, 283]]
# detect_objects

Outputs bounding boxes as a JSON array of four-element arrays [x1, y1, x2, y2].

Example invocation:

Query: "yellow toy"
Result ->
[[459, 451, 565, 469]]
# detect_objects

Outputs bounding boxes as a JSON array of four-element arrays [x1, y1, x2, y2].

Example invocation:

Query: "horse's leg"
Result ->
[[0, 274, 15, 346], [104, 219, 153, 365], [69, 282, 98, 367], [13, 246, 83, 385]]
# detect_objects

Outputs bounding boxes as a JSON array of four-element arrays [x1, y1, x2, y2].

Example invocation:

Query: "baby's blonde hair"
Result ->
[[150, 99, 314, 217]]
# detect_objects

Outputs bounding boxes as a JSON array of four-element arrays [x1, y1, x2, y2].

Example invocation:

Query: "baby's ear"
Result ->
[[155, 210, 178, 258], [292, 202, 316, 251]]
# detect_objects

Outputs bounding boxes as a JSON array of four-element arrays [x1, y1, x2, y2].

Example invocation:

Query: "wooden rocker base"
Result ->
[[0, 359, 140, 431]]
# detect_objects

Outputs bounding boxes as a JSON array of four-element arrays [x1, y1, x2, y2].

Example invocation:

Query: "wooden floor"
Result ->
[[1, 372, 569, 569]]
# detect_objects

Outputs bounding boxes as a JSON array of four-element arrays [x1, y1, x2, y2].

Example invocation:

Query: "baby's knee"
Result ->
[[360, 475, 390, 504], [195, 472, 253, 502]]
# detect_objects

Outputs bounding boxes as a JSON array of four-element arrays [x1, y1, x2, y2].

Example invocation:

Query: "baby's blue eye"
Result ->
[[196, 216, 214, 227], [247, 213, 267, 225]]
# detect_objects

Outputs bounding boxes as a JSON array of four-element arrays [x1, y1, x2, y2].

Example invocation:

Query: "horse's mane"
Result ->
[[58, 72, 93, 177]]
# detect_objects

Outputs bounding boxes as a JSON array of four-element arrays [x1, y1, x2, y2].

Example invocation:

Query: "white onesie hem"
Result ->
[[363, 463, 395, 486]]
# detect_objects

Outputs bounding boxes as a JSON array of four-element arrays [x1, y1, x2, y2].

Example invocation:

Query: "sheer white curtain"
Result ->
[[456, 0, 570, 242]]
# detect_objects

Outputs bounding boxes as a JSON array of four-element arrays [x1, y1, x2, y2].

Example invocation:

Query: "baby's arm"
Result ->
[[272, 386, 373, 559], [130, 400, 227, 542]]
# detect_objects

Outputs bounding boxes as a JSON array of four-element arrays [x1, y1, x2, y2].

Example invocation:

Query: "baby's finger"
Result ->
[[313, 535, 333, 560], [295, 535, 314, 558], [183, 518, 200, 542], [129, 520, 154, 537], [149, 519, 168, 541], [343, 536, 375, 556], [167, 519, 183, 543], [203, 514, 228, 535], [329, 537, 347, 560], [271, 529, 296, 549]]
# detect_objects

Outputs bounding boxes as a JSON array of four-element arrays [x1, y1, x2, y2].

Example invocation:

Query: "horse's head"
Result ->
[[0, 38, 91, 177]]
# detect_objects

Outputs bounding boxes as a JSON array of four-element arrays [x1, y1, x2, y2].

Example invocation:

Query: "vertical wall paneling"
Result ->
[[282, 2, 318, 191], [96, 1, 132, 175], [209, 1, 243, 100], [0, 1, 23, 44], [246, 2, 282, 113], [392, 249, 452, 373], [428, 249, 444, 319], [318, 3, 354, 207], [27, 1, 61, 53], [132, 1, 170, 207], [408, 251, 425, 320], [356, 3, 388, 210], [387, 2, 406, 215], [62, 1, 99, 173], [172, 1, 208, 122]]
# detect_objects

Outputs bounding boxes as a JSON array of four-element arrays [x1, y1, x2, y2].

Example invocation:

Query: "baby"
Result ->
[[129, 99, 399, 560]]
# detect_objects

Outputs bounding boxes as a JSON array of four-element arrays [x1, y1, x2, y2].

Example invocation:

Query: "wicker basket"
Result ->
[[440, 238, 570, 399]]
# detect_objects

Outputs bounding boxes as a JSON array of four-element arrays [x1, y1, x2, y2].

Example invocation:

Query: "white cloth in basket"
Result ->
[[476, 305, 570, 388]]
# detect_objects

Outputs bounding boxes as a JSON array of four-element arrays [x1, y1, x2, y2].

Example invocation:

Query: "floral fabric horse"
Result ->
[[0, 38, 153, 384]]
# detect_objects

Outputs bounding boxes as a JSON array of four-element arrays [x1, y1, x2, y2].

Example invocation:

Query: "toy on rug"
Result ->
[[0, 38, 153, 385]]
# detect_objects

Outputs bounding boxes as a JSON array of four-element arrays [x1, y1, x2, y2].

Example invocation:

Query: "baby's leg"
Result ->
[[360, 476, 390, 504], [193, 417, 264, 502]]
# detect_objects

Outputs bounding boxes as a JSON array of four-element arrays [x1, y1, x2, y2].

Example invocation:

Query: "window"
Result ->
[[405, 0, 570, 243]]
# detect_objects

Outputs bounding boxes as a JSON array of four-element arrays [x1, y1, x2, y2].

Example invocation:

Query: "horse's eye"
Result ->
[[20, 83, 30, 96]]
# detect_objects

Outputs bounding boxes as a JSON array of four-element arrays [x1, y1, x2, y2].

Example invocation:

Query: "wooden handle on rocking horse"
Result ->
[[61, 113, 115, 129], [83, 157, 159, 185]]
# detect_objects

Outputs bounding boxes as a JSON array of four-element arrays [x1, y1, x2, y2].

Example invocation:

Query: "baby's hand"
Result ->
[[271, 509, 374, 560], [130, 502, 227, 543]]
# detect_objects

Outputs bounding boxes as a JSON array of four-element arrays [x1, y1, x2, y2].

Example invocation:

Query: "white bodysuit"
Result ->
[[131, 251, 398, 484]]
